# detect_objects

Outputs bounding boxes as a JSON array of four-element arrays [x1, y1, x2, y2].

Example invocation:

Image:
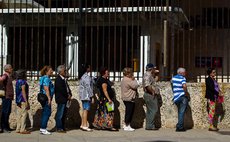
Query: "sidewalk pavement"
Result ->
[[0, 128, 230, 142]]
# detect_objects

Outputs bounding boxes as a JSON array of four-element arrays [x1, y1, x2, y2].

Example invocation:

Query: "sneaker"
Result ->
[[124, 126, 135, 131], [176, 128, 186, 132], [3, 129, 11, 133], [40, 129, 51, 135]]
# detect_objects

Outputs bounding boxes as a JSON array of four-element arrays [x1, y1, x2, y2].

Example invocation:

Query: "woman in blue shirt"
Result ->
[[39, 65, 54, 135]]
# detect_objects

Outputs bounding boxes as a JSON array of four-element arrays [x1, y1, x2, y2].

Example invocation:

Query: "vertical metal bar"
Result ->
[[131, 0, 134, 71], [163, 20, 167, 67], [102, 0, 105, 67], [221, 7, 224, 82], [119, 3, 123, 79], [204, 2, 208, 80], [31, 0, 34, 77], [173, 1, 176, 78], [60, 0, 64, 68], [137, 0, 140, 79], [227, 8, 230, 82], [125, 1, 128, 67], [19, 0, 22, 69], [0, 0, 3, 74], [188, 0, 191, 80], [198, 0, 203, 82], [114, 0, 117, 80], [54, 0, 58, 69], [108, 0, 111, 78], [42, 0, 46, 66], [67, 0, 70, 69], [96, 0, 99, 74], [48, 0, 52, 69], [73, 0, 77, 78], [78, 0, 83, 73], [90, 0, 93, 72], [84, 0, 87, 63], [60, 0, 64, 65], [154, 0, 157, 30], [210, 0, 215, 80], [25, 0, 28, 71], [13, 0, 16, 69], [37, 0, 40, 77]]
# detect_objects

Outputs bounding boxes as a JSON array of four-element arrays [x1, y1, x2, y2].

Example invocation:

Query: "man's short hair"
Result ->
[[4, 64, 12, 71], [57, 65, 66, 74], [177, 67, 186, 74]]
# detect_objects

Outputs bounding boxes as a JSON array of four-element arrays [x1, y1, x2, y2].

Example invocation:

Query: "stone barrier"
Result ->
[[0, 81, 229, 130]]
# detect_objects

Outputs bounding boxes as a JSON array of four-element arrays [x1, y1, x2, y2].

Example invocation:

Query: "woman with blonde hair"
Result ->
[[39, 65, 54, 135], [121, 67, 139, 131]]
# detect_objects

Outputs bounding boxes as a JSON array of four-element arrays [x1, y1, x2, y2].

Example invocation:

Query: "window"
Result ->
[[195, 57, 222, 68]]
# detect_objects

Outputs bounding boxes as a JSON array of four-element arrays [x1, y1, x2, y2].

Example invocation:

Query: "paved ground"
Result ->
[[0, 128, 230, 142]]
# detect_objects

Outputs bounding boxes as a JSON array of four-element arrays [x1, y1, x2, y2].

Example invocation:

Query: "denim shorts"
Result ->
[[82, 100, 91, 110]]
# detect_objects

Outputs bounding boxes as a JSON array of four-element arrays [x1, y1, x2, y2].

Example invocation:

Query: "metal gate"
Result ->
[[0, 0, 229, 82]]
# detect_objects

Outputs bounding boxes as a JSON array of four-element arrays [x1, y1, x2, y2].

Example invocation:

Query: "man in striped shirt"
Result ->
[[171, 67, 189, 132]]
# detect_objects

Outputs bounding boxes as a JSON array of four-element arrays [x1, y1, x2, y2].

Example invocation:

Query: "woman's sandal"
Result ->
[[82, 127, 93, 132], [108, 128, 119, 131]]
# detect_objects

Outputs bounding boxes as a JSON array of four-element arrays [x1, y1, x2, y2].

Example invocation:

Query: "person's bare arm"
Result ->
[[145, 86, 155, 97], [21, 85, 30, 109], [44, 86, 51, 106], [102, 83, 112, 104], [183, 84, 189, 96]]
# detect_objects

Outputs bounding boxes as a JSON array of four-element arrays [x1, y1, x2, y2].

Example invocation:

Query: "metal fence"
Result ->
[[0, 0, 229, 82]]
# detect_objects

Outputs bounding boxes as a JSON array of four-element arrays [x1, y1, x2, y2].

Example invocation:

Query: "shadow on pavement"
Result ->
[[217, 131, 230, 135], [145, 140, 175, 142]]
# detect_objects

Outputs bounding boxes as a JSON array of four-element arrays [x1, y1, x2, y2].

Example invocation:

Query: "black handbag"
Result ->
[[37, 78, 48, 106], [37, 92, 48, 106]]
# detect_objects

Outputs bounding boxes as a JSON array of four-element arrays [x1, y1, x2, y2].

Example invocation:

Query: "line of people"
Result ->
[[0, 63, 224, 134]]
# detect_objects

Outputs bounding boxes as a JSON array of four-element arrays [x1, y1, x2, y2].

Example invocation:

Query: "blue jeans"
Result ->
[[175, 96, 188, 130], [55, 103, 67, 130], [41, 102, 51, 129], [1, 97, 12, 130]]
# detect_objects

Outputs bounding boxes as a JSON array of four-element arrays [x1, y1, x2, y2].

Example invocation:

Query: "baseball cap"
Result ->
[[146, 63, 156, 70]]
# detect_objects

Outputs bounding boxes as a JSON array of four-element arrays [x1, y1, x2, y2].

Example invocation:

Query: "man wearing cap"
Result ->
[[171, 67, 189, 132], [143, 63, 160, 130]]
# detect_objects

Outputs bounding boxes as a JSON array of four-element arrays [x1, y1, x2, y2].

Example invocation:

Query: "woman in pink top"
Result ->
[[121, 67, 139, 131]]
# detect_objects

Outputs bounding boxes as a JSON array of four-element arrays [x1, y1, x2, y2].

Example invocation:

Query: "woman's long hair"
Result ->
[[40, 65, 52, 76], [78, 63, 90, 80], [207, 67, 215, 76]]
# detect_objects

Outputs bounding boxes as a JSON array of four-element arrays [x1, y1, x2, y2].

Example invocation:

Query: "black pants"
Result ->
[[123, 101, 135, 125], [1, 98, 12, 130]]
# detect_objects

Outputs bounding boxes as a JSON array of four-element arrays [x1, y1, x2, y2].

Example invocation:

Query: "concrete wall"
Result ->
[[1, 80, 230, 130]]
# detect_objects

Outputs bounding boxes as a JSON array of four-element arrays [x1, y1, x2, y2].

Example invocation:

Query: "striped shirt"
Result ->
[[172, 74, 186, 102]]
